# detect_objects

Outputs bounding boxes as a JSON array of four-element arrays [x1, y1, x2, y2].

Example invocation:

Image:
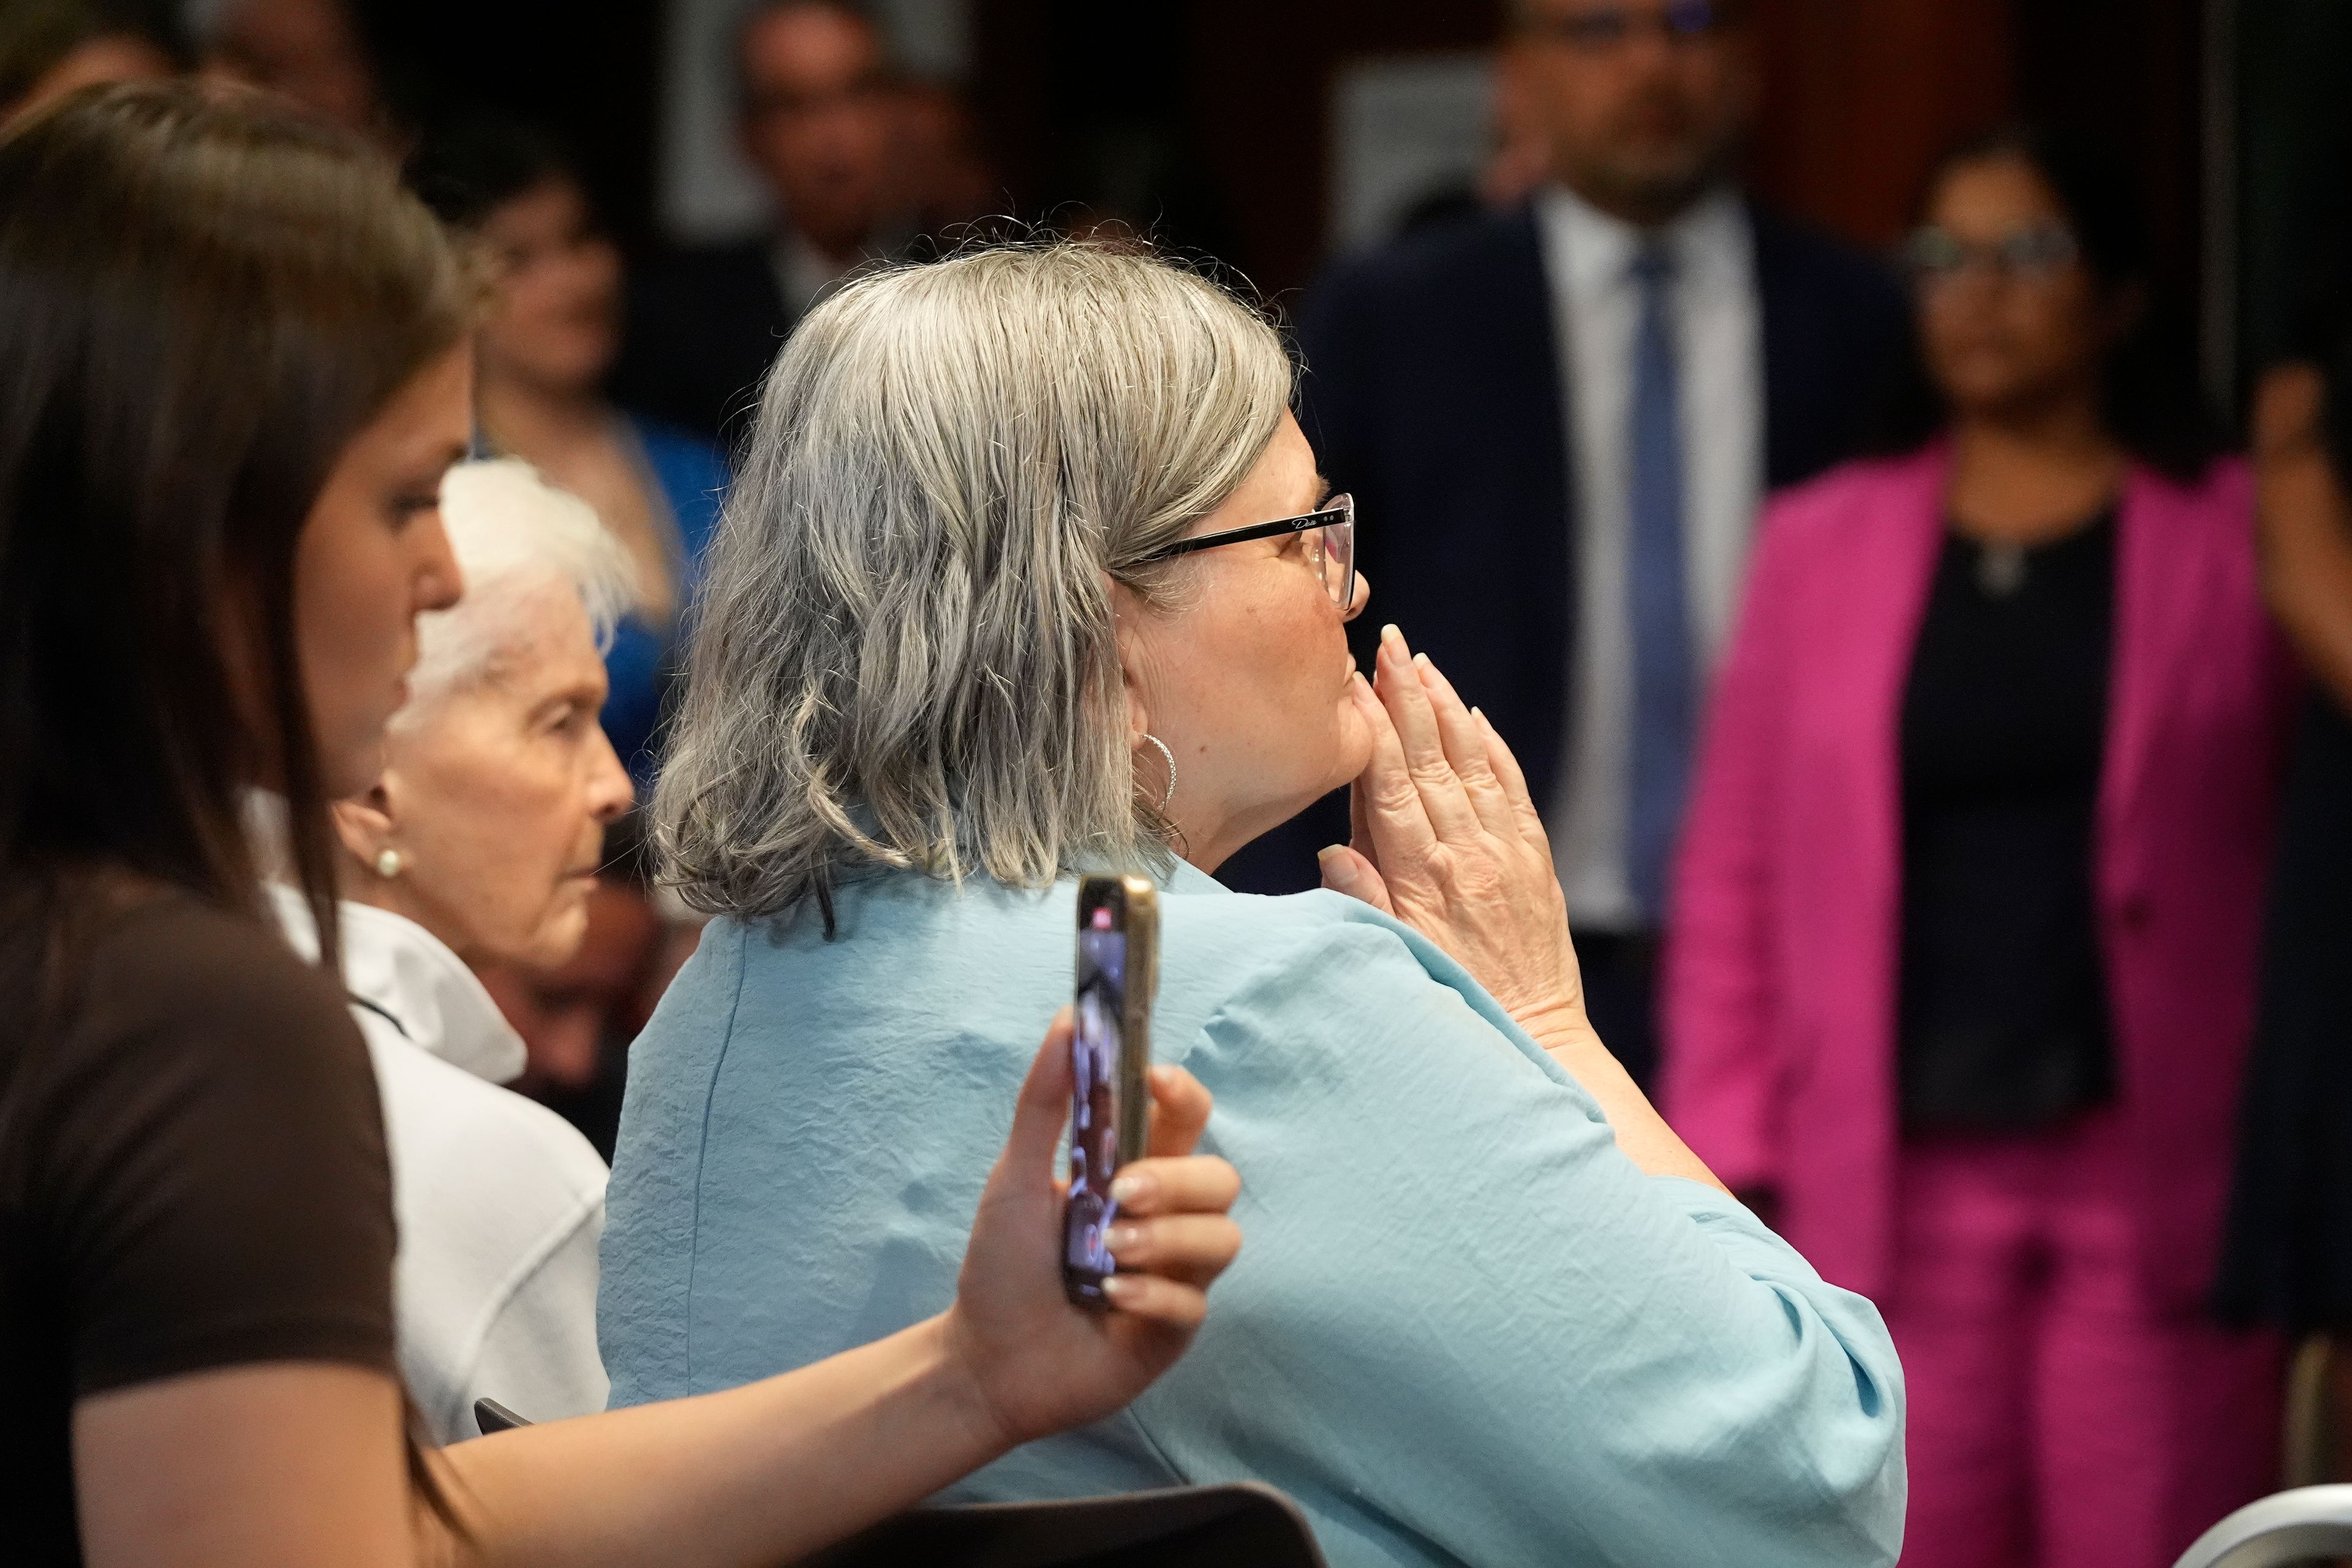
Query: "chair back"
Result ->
[[467, 1398, 1325, 1566], [801, 1483, 1328, 1568], [2171, 1485, 2352, 1568], [473, 1397, 529, 1435]]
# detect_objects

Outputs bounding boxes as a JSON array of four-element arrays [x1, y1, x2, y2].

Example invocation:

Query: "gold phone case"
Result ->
[[1108, 875, 1157, 1163]]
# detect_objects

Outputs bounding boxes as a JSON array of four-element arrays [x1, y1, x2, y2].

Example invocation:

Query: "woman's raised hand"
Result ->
[[942, 1010, 1242, 1448], [2250, 363, 2352, 709], [1317, 626, 1725, 1189], [1317, 624, 1594, 1052]]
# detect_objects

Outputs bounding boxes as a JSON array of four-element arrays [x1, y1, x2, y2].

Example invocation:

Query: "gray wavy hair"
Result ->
[[654, 239, 1294, 921]]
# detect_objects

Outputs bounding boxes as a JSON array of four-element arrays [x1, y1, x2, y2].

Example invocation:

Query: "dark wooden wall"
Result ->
[[355, 0, 665, 247], [1746, 0, 2018, 247], [2236, 0, 2352, 379], [972, 0, 2209, 304], [971, 1, 1505, 297]]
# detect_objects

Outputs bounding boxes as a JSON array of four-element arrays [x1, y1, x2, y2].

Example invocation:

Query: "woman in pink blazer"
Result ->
[[1663, 128, 2294, 1568]]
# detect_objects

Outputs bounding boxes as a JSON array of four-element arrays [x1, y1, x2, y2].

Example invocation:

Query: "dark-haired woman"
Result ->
[[1662, 127, 2294, 1567], [0, 82, 1241, 1568], [407, 119, 725, 792]]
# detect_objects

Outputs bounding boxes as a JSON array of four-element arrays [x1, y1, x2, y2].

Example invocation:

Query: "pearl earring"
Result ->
[[375, 847, 404, 879]]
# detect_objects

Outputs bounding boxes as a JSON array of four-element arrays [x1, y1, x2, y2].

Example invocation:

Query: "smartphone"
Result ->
[[1063, 873, 1159, 1307]]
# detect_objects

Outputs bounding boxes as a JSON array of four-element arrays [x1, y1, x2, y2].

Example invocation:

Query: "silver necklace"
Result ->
[[1976, 541, 2029, 597]]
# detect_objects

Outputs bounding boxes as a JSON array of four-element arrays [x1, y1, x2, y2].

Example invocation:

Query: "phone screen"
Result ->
[[1063, 889, 1129, 1305]]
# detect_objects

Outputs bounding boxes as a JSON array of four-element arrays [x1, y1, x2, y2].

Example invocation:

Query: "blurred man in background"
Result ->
[[0, 0, 177, 123], [195, 0, 391, 145], [1235, 0, 1907, 1091], [892, 77, 998, 241], [614, 0, 903, 448]]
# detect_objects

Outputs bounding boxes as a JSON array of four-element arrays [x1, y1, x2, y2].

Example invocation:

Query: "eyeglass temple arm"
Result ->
[[1152, 510, 1348, 560]]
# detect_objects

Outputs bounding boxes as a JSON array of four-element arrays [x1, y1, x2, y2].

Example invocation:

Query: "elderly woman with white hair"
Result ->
[[276, 458, 634, 1442], [601, 241, 1907, 1567]]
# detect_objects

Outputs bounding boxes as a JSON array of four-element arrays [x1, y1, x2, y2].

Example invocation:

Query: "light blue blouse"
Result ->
[[600, 863, 1905, 1566]]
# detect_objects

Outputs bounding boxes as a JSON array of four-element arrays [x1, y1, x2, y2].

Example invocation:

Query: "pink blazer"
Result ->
[[1661, 446, 2294, 1309]]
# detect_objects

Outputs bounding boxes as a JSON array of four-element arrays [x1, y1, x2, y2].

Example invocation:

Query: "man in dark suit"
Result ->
[[1223, 0, 1907, 1091], [612, 0, 900, 448]]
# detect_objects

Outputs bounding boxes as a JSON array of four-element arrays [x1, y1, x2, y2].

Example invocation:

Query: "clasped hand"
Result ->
[[1317, 624, 1597, 1052]]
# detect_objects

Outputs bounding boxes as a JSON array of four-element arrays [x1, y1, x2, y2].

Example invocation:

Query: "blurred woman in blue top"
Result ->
[[407, 119, 728, 791], [601, 239, 1907, 1567]]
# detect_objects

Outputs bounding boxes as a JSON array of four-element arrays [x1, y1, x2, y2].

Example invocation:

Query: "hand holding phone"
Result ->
[[941, 1006, 1238, 1449], [1063, 873, 1158, 1306]]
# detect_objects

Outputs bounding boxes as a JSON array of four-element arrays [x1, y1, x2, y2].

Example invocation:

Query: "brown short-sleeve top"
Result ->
[[0, 887, 398, 1567]]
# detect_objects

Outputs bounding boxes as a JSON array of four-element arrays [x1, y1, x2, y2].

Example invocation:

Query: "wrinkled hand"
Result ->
[[943, 1010, 1242, 1449], [1317, 624, 1594, 1050]]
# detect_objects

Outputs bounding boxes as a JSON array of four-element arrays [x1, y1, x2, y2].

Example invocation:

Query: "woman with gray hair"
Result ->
[[603, 240, 1907, 1566], [276, 457, 636, 1441]]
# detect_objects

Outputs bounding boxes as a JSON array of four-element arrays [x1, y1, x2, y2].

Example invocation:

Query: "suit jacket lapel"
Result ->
[[1454, 204, 1578, 802]]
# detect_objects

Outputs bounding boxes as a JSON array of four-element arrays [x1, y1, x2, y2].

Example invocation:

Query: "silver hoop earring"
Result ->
[[1140, 734, 1177, 812], [375, 847, 404, 880]]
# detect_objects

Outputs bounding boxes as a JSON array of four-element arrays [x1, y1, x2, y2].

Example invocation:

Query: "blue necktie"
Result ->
[[1625, 243, 1693, 924]]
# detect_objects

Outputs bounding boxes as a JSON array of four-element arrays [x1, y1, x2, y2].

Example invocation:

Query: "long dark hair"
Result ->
[[1872, 124, 2225, 481], [0, 78, 475, 1526], [405, 113, 582, 230], [0, 81, 470, 970]]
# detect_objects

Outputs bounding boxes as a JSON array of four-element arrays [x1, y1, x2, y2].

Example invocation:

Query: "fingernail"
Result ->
[[1381, 623, 1406, 655], [1109, 1172, 1152, 1206], [1100, 1273, 1140, 1303], [1106, 1223, 1140, 1253], [1316, 845, 1355, 886]]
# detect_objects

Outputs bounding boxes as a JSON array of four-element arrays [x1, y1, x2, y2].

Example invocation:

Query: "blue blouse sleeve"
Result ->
[[1129, 905, 1905, 1567]]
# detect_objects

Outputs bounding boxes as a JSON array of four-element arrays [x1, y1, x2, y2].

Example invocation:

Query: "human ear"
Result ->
[[1109, 580, 1154, 745], [329, 777, 398, 868]]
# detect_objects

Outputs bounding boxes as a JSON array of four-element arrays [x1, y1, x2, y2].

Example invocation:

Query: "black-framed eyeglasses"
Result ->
[[1139, 494, 1357, 611], [1528, 0, 1730, 51], [1905, 224, 2080, 288]]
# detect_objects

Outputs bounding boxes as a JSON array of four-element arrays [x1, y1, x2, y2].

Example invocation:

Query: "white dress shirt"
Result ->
[[1536, 183, 1765, 932], [272, 889, 611, 1442]]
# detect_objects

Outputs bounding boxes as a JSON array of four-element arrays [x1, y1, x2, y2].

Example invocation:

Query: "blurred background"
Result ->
[[37, 0, 2341, 404], [18, 0, 2331, 1167], [442, 0, 2326, 398], [18, 0, 2343, 1175]]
